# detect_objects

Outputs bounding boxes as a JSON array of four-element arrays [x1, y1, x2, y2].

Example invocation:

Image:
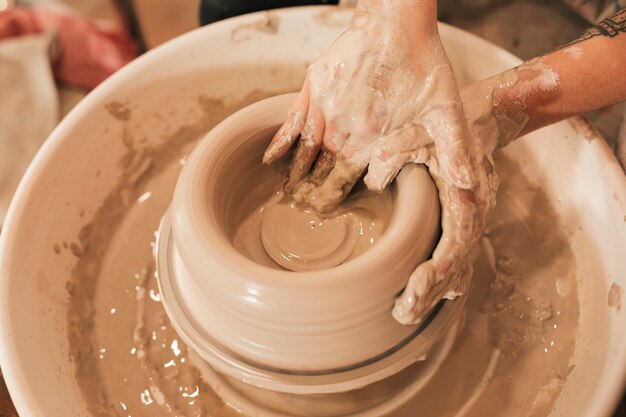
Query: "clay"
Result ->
[[66, 81, 579, 417], [161, 94, 445, 385], [231, 11, 280, 43], [608, 282, 623, 312], [235, 186, 393, 271], [104, 101, 132, 122], [66, 90, 283, 417]]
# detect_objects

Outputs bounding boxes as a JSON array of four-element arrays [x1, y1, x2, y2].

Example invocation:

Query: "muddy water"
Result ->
[[66, 89, 578, 416], [395, 154, 579, 417]]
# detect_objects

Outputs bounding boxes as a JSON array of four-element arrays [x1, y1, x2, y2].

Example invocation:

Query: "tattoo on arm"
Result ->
[[562, 8, 626, 48]]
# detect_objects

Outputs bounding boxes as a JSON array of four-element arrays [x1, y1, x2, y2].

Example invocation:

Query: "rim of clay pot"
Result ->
[[171, 96, 440, 289]]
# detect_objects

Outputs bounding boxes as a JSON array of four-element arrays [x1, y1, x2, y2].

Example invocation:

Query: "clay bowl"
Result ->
[[156, 93, 466, 394], [0, 7, 625, 417]]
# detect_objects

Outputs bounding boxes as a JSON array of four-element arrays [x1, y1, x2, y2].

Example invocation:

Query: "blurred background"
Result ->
[[0, 0, 624, 415]]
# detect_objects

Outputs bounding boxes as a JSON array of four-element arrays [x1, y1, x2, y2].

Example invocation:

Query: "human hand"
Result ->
[[393, 16, 626, 323], [263, 5, 626, 325], [263, 1, 499, 325], [263, 1, 476, 212]]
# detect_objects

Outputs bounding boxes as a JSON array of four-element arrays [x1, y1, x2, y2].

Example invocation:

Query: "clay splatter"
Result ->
[[231, 11, 280, 43], [608, 282, 624, 312], [105, 101, 132, 121]]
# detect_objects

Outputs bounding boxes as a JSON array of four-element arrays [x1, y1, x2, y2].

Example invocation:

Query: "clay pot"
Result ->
[[156, 93, 468, 394]]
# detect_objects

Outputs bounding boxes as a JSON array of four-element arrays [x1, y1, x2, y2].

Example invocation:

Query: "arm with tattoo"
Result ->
[[464, 8, 626, 150]]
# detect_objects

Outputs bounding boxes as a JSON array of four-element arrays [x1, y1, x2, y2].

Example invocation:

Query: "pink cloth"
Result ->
[[0, 7, 138, 89]]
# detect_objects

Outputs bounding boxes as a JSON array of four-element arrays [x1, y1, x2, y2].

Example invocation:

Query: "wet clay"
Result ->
[[66, 90, 286, 417], [66, 80, 579, 417], [266, 50, 562, 327], [163, 94, 442, 381], [231, 11, 280, 43], [235, 185, 393, 271], [608, 282, 623, 312]]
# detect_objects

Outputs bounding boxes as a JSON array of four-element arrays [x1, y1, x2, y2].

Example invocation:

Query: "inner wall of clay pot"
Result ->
[[209, 126, 396, 271]]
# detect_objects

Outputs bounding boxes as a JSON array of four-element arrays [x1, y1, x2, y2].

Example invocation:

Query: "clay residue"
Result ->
[[608, 282, 624, 312], [67, 90, 284, 417], [105, 101, 132, 121], [230, 11, 280, 43], [313, 8, 349, 28], [568, 116, 601, 143], [482, 155, 579, 373], [563, 45, 583, 60], [67, 91, 580, 417], [396, 153, 579, 417]]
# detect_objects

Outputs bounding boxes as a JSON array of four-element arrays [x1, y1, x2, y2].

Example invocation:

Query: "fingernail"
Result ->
[[363, 171, 385, 192], [262, 149, 274, 164], [263, 139, 283, 164]]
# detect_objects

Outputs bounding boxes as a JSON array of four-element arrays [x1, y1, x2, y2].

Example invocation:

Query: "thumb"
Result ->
[[364, 126, 430, 191], [392, 260, 438, 325]]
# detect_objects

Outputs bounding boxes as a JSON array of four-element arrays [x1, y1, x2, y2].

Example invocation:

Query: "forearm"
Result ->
[[354, 0, 437, 33], [475, 9, 626, 146], [520, 10, 626, 136]]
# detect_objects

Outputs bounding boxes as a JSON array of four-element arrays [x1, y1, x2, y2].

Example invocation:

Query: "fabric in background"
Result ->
[[0, 33, 58, 224]]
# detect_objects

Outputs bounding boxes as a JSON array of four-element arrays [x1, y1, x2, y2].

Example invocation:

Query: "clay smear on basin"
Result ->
[[65, 87, 579, 416], [608, 282, 623, 312]]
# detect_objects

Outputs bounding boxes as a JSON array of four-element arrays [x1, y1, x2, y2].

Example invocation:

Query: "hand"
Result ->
[[263, 2, 475, 210], [391, 58, 561, 324], [263, 2, 495, 326]]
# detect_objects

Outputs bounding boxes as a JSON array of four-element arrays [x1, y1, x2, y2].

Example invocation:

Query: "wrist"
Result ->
[[354, 0, 437, 32], [461, 72, 530, 151]]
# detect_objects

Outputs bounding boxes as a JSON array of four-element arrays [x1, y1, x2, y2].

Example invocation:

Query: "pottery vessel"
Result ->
[[156, 92, 457, 394], [0, 7, 625, 417]]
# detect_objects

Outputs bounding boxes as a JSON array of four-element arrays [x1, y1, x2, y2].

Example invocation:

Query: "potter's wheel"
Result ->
[[0, 7, 625, 417]]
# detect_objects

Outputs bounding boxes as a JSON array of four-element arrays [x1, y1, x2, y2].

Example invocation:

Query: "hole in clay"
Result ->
[[207, 128, 397, 271]]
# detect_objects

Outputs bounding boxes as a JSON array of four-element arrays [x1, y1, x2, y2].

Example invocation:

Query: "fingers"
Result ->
[[284, 103, 325, 193], [263, 82, 310, 164], [322, 121, 348, 154], [392, 175, 480, 325], [392, 260, 437, 325], [308, 123, 346, 184], [309, 148, 335, 184], [425, 103, 476, 190], [364, 125, 430, 191], [296, 156, 366, 213], [392, 254, 472, 326]]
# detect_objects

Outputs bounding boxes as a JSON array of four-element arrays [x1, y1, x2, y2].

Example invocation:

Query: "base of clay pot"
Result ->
[[189, 321, 462, 417]]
